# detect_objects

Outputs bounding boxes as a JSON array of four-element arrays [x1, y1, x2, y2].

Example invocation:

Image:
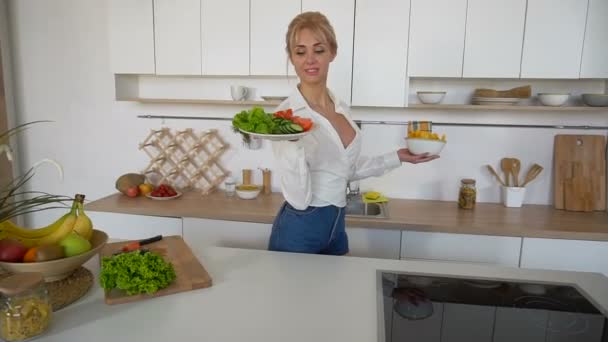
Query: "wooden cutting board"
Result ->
[[554, 135, 606, 211], [100, 236, 212, 305]]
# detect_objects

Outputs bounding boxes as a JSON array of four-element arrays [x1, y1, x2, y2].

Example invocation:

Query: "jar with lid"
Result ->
[[458, 179, 477, 209], [224, 176, 236, 197], [0, 272, 52, 341]]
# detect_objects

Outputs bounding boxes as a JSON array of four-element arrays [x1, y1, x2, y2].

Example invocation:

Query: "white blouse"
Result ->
[[271, 88, 402, 210]]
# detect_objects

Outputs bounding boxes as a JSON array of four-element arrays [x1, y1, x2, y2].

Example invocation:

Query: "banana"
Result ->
[[0, 200, 77, 239], [12, 206, 78, 248], [73, 201, 93, 241]]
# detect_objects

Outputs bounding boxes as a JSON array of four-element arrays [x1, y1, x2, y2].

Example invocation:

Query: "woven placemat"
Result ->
[[47, 267, 93, 311]]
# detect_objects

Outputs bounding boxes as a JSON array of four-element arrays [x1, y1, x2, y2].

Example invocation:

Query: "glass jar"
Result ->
[[224, 176, 236, 197], [0, 273, 51, 341], [458, 178, 477, 209]]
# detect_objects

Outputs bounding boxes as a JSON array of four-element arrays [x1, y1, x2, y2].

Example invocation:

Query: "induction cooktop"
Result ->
[[379, 271, 607, 342]]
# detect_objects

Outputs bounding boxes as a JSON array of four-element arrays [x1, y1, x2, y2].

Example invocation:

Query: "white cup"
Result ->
[[245, 87, 257, 101], [501, 186, 526, 208], [231, 85, 248, 101]]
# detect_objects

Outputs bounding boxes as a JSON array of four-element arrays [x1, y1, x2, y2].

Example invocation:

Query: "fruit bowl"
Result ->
[[405, 138, 446, 155], [236, 185, 261, 200], [0, 230, 108, 282]]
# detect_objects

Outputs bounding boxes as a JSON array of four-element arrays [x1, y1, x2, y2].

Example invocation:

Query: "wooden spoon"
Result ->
[[486, 165, 506, 187], [511, 158, 521, 187], [521, 164, 544, 187], [500, 158, 512, 187]]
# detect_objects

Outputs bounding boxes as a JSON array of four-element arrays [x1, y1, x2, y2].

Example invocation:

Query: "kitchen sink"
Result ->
[[344, 200, 389, 219]]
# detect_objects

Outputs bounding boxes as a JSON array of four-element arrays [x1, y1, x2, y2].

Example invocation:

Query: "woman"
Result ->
[[269, 12, 438, 255]]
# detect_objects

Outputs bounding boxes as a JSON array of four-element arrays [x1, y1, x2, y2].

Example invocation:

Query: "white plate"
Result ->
[[145, 191, 182, 200], [261, 96, 288, 102], [239, 127, 314, 141]]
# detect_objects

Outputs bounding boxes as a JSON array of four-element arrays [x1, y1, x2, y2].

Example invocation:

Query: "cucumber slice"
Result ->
[[290, 124, 304, 133]]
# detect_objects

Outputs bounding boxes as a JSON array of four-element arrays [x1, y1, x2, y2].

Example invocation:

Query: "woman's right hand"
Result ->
[[397, 148, 439, 164]]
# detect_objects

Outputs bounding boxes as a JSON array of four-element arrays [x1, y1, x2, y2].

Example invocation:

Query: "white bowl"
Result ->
[[236, 186, 261, 200], [582, 93, 608, 107], [417, 91, 446, 104], [538, 93, 569, 106], [405, 138, 446, 155]]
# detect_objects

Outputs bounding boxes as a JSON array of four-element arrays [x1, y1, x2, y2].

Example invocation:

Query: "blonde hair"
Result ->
[[285, 11, 338, 57]]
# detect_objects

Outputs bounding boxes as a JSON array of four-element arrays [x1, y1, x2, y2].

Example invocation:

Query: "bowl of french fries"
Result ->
[[405, 130, 447, 155]]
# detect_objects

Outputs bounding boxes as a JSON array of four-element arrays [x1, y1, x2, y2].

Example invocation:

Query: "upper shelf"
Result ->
[[120, 98, 282, 106], [410, 104, 608, 112]]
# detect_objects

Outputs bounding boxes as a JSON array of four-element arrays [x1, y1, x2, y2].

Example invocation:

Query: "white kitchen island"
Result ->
[[43, 247, 608, 342]]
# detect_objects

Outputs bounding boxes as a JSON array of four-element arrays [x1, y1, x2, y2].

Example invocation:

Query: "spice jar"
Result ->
[[0, 273, 51, 341], [458, 178, 477, 209]]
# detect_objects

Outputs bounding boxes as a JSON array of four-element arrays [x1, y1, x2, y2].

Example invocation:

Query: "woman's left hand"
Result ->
[[397, 148, 439, 164]]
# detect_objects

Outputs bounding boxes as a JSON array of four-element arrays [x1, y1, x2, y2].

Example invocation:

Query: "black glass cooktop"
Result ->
[[379, 272, 607, 342]]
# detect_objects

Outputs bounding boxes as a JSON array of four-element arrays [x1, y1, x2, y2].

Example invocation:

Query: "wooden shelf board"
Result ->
[[410, 104, 608, 111], [119, 98, 282, 106]]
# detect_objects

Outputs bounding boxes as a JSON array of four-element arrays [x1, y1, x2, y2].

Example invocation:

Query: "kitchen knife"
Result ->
[[120, 235, 163, 253]]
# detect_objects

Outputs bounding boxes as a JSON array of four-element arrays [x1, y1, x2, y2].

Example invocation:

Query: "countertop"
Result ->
[[86, 192, 608, 241], [45, 247, 608, 342]]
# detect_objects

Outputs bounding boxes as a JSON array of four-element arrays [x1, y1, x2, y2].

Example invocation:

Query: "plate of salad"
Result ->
[[232, 107, 314, 141]]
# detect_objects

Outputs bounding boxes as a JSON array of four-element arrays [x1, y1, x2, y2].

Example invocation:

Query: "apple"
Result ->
[[59, 233, 92, 257], [0, 239, 28, 262], [126, 186, 139, 197]]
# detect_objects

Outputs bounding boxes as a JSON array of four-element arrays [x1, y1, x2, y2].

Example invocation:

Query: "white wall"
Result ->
[[6, 0, 608, 226]]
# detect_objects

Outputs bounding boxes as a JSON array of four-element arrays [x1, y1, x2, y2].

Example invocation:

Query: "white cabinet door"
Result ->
[[546, 311, 605, 342], [302, 0, 354, 104], [580, 0, 608, 78], [154, 0, 202, 75], [183, 218, 271, 250], [87, 212, 182, 240], [520, 238, 608, 276], [107, 0, 155, 74], [520, 0, 588, 79], [408, 0, 467, 77], [201, 0, 249, 75], [441, 304, 495, 342], [463, 0, 526, 78], [493, 308, 548, 342], [345, 227, 401, 259], [351, 0, 410, 107], [392, 302, 443, 342], [401, 231, 521, 267], [250, 0, 300, 75]]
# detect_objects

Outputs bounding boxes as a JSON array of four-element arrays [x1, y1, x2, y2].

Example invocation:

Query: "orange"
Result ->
[[23, 247, 38, 263], [138, 183, 154, 196]]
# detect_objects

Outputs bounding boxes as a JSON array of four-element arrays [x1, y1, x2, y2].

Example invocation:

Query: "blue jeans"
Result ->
[[268, 202, 348, 255]]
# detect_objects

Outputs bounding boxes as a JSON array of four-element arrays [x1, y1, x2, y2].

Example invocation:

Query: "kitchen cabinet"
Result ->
[[546, 311, 605, 342], [351, 0, 410, 107], [407, 0, 467, 78], [462, 0, 526, 78], [87, 212, 182, 240], [440, 304, 495, 342], [153, 0, 202, 75], [345, 227, 401, 259], [520, 238, 608, 276], [400, 231, 521, 267], [107, 0, 155, 74], [182, 218, 271, 250], [520, 0, 588, 79], [580, 0, 608, 78], [201, 0, 249, 75], [493, 308, 548, 342], [250, 0, 300, 76], [392, 302, 443, 342], [302, 0, 354, 104]]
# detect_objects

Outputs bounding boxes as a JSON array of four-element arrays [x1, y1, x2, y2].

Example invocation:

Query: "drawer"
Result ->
[[87, 211, 182, 239], [521, 238, 608, 276]]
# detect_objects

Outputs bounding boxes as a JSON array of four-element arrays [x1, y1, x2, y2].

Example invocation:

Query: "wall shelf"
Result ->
[[119, 98, 282, 106], [410, 104, 608, 112]]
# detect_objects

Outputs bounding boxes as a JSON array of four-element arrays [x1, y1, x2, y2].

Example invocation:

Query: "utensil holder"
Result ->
[[502, 187, 526, 208]]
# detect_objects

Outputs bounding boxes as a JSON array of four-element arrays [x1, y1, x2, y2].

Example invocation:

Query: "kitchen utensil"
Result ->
[[261, 168, 272, 195], [473, 85, 531, 98], [145, 191, 182, 200], [100, 235, 212, 305], [416, 91, 446, 104], [581, 94, 608, 107], [521, 164, 544, 187], [230, 85, 248, 101], [405, 138, 446, 155], [538, 93, 569, 106], [500, 158, 513, 187], [554, 135, 606, 211], [245, 87, 257, 101], [472, 97, 521, 106], [564, 162, 594, 212], [511, 158, 521, 187], [261, 96, 288, 102], [242, 169, 252, 185], [486, 165, 506, 186], [236, 185, 261, 200], [238, 126, 314, 141], [119, 235, 163, 253], [502, 186, 526, 208]]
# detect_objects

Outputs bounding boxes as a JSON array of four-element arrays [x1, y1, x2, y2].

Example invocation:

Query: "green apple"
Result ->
[[59, 232, 92, 257]]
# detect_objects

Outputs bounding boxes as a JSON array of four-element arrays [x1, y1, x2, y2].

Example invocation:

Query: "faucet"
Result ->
[[346, 181, 360, 203]]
